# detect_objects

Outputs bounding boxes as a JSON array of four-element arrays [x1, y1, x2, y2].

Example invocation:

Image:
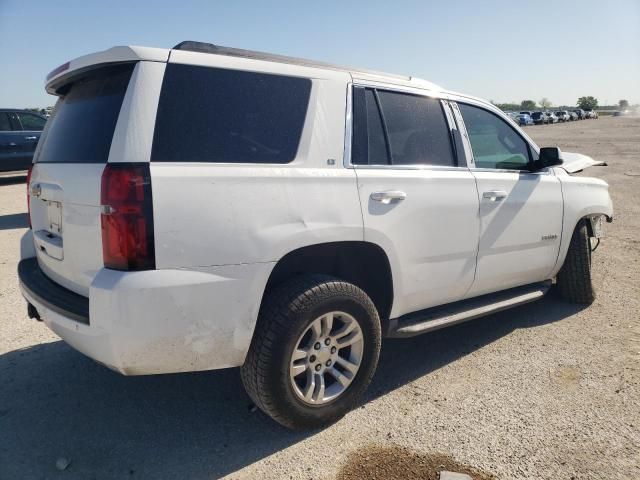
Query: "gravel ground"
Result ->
[[0, 117, 638, 479]]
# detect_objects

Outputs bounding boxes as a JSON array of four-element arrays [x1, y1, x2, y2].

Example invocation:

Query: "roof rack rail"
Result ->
[[172, 41, 411, 81]]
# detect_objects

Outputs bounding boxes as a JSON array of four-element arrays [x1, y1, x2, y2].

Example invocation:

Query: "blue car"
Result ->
[[516, 113, 534, 126], [0, 109, 47, 172]]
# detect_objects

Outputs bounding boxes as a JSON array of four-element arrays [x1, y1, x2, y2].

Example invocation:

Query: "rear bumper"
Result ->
[[18, 258, 89, 324], [18, 234, 274, 375]]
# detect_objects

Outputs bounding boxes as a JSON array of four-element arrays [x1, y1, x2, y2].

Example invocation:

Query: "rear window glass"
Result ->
[[151, 64, 312, 164], [36, 63, 134, 163]]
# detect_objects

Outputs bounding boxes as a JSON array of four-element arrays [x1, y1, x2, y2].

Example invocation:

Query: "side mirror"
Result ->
[[531, 147, 563, 171]]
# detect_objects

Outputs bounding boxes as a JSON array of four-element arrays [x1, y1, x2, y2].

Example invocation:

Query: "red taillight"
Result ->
[[100, 163, 155, 271], [26, 164, 33, 229]]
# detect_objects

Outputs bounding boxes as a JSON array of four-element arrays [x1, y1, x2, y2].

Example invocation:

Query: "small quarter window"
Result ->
[[351, 87, 389, 165]]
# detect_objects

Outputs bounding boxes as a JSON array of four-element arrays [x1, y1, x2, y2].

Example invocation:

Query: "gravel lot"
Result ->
[[1, 117, 638, 479]]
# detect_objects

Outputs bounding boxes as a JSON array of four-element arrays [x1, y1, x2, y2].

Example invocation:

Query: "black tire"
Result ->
[[556, 220, 595, 304], [241, 274, 381, 430]]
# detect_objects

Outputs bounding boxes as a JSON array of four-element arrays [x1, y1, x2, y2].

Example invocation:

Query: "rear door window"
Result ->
[[151, 64, 312, 164], [36, 63, 134, 164], [16, 112, 46, 131], [376, 90, 456, 167], [352, 87, 456, 167]]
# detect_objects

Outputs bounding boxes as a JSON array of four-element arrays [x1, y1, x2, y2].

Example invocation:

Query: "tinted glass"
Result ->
[[17, 112, 46, 131], [458, 103, 531, 170], [36, 64, 134, 163], [152, 64, 311, 164], [352, 87, 390, 165], [376, 90, 455, 166], [0, 113, 11, 131]]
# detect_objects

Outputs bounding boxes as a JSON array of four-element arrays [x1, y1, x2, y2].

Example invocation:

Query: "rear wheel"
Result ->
[[241, 275, 381, 429], [556, 220, 595, 304]]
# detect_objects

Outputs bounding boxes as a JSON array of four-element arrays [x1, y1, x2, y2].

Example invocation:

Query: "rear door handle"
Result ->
[[24, 136, 37, 141], [482, 190, 508, 202], [370, 190, 407, 204]]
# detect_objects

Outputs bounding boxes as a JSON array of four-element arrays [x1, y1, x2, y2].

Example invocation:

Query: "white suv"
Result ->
[[19, 42, 613, 429]]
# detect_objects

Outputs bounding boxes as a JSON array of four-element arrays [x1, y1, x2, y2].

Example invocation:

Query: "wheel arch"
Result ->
[[262, 241, 395, 323]]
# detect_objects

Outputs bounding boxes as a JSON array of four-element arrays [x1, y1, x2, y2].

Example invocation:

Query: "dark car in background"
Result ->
[[573, 109, 586, 120], [0, 109, 47, 172], [531, 111, 548, 125]]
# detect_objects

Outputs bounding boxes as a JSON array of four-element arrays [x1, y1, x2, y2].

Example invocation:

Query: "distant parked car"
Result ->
[[573, 109, 586, 120], [531, 111, 548, 125], [584, 109, 598, 119], [516, 113, 534, 126], [0, 109, 46, 172], [568, 111, 578, 121], [555, 110, 570, 122], [546, 112, 559, 124], [519, 110, 534, 117], [505, 112, 520, 125]]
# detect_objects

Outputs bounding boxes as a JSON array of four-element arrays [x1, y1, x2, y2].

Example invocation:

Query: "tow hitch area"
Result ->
[[27, 303, 41, 321]]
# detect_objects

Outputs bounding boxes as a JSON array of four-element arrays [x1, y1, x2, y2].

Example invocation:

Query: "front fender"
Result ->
[[550, 172, 613, 277]]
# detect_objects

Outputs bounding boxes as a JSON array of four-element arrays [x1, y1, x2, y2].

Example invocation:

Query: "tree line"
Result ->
[[492, 98, 632, 111]]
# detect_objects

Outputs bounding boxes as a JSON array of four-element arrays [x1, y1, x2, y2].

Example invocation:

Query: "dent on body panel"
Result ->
[[92, 267, 260, 372]]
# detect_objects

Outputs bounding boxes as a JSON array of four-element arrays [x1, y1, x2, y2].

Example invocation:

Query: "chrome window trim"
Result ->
[[351, 164, 471, 172], [470, 166, 552, 176], [342, 82, 469, 171]]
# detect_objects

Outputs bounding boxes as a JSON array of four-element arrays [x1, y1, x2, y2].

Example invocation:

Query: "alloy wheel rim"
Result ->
[[289, 311, 364, 405]]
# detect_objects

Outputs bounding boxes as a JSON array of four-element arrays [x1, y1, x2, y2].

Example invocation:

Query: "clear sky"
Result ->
[[1, 0, 638, 108]]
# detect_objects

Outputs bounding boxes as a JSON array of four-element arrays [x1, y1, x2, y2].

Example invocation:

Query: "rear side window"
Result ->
[[377, 91, 455, 167], [36, 64, 134, 163], [16, 112, 46, 131], [352, 87, 456, 167], [151, 64, 312, 164]]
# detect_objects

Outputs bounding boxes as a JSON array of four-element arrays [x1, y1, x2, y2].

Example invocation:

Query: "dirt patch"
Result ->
[[336, 444, 495, 480]]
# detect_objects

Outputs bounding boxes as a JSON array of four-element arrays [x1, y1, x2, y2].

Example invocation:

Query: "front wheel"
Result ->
[[556, 220, 595, 304], [241, 275, 381, 429]]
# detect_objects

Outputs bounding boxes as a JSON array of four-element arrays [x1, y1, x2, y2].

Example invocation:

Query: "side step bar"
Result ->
[[386, 281, 552, 338]]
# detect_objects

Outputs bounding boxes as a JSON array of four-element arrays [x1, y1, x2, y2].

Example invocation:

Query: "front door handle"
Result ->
[[24, 136, 37, 141], [370, 190, 407, 204], [482, 190, 508, 202]]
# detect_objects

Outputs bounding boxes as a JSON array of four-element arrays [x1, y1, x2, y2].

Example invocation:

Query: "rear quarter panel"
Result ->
[[150, 66, 362, 268]]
